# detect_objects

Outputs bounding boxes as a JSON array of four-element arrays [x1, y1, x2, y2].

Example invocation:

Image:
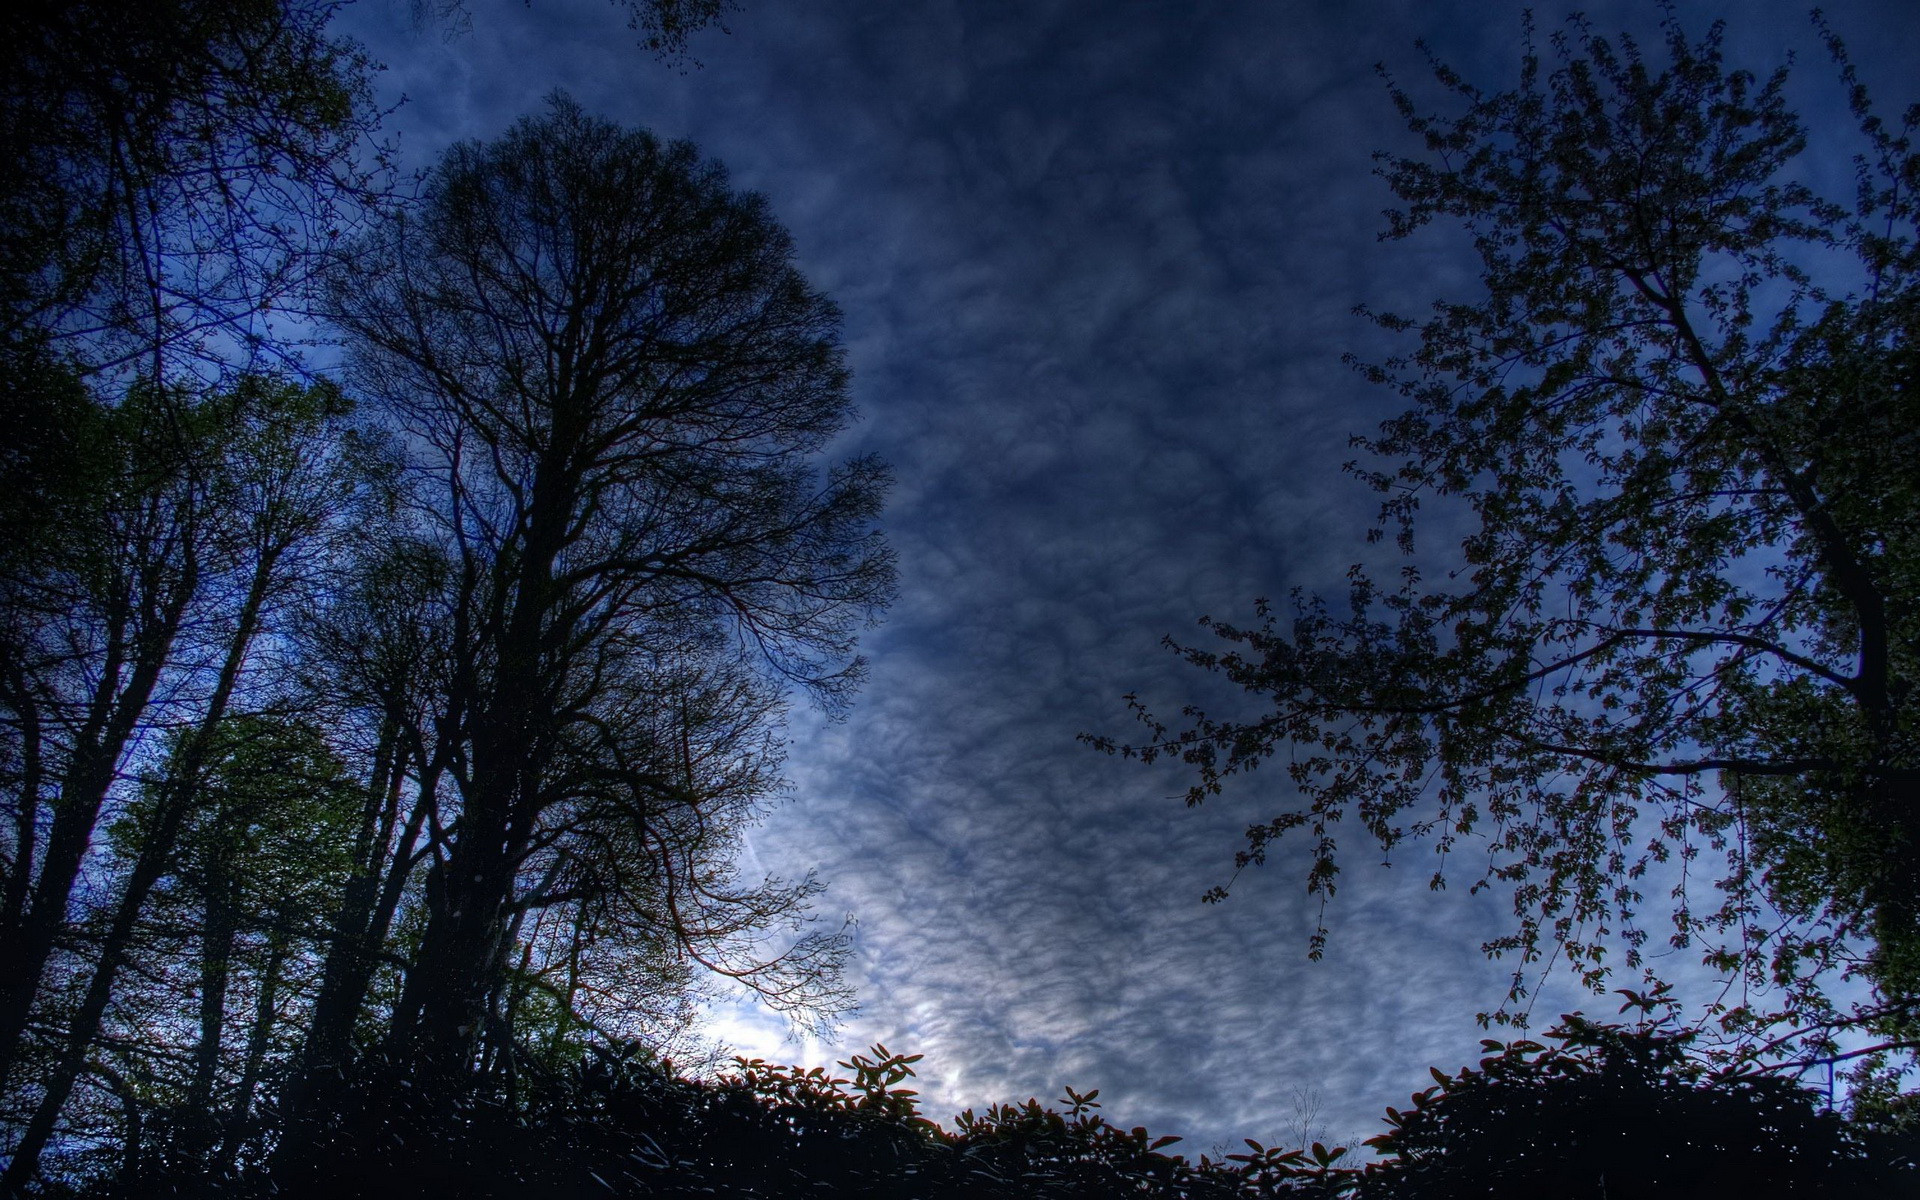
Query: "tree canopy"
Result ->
[[0, 0, 384, 381], [314, 94, 893, 1091], [1098, 14, 1919, 1079]]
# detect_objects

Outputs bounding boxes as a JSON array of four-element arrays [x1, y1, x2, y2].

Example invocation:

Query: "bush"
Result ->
[[74, 1020, 1915, 1198]]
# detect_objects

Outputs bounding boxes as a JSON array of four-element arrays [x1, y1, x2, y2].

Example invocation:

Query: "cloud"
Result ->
[[336, 0, 1920, 1157]]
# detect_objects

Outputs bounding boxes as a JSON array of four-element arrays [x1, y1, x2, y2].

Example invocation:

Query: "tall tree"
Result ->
[[1098, 16, 1918, 1073], [0, 380, 243, 1093], [44, 714, 360, 1186], [2, 0, 383, 1130], [0, 375, 370, 1190], [320, 96, 893, 1089]]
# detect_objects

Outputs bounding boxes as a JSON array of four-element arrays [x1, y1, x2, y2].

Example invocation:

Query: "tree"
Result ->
[[0, 375, 371, 1190], [40, 714, 362, 1188], [0, 376, 355, 1084], [1096, 15, 1919, 1075], [0, 0, 384, 381], [164, 717, 359, 1168], [317, 95, 893, 1091], [1356, 993, 1896, 1198], [2, 1, 386, 1151]]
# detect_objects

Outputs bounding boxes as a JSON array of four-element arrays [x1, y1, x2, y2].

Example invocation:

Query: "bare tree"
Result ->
[[318, 95, 893, 1089]]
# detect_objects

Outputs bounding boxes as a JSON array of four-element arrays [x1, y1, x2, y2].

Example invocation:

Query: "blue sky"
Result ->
[[334, 0, 1919, 1157]]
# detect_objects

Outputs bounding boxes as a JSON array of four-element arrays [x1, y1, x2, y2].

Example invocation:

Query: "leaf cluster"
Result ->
[[1092, 10, 1920, 1073]]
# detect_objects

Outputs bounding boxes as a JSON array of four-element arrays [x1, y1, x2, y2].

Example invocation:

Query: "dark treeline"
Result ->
[[1, 1, 1917, 1197]]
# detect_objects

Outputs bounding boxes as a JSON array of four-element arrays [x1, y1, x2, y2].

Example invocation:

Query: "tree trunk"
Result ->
[[284, 762, 434, 1127], [0, 566, 191, 1096], [390, 491, 562, 1086], [217, 934, 288, 1170], [183, 857, 238, 1160], [0, 667, 41, 943], [0, 543, 269, 1193], [393, 823, 515, 1083]]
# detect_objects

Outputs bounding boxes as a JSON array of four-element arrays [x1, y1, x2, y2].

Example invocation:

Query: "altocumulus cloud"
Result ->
[[337, 0, 1920, 1155]]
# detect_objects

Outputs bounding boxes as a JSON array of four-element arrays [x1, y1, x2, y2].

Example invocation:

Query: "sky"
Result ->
[[332, 0, 1920, 1157]]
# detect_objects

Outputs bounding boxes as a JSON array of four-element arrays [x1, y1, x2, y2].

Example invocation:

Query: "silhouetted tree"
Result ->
[[1357, 992, 1902, 1197], [3, 1, 385, 1161], [313, 96, 893, 1098], [0, 376, 370, 1191], [3, 4, 832, 1189], [1097, 14, 1920, 1076], [0, 0, 384, 380]]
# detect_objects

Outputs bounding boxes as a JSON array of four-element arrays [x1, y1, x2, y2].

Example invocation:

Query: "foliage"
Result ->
[[1093, 13, 1920, 1070], [52, 1027, 1916, 1199], [0, 0, 385, 379], [309, 94, 893, 1098], [55, 716, 362, 1183], [1356, 987, 1908, 1198], [86, 1041, 1308, 1198]]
